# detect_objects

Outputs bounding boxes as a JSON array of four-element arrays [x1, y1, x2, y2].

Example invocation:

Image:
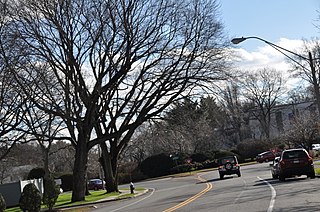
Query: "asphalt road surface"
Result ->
[[92, 163, 320, 212]]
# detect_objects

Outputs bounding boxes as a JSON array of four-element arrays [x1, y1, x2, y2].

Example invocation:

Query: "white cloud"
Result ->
[[232, 38, 306, 72], [231, 38, 309, 90]]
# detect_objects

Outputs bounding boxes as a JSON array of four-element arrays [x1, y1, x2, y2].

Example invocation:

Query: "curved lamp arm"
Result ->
[[231, 36, 310, 71]]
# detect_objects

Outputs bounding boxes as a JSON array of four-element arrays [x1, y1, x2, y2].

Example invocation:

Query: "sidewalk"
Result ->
[[96, 188, 149, 203], [58, 188, 149, 211]]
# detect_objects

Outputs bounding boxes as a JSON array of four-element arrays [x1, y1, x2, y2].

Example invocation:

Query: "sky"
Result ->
[[220, 0, 320, 51], [218, 0, 320, 89]]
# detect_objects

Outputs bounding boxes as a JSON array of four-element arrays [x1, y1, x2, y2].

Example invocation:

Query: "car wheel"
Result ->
[[272, 173, 277, 179], [279, 174, 285, 181], [237, 171, 241, 177], [308, 171, 316, 179], [220, 174, 224, 180]]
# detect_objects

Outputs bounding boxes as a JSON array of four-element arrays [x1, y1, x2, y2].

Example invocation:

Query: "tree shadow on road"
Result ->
[[254, 176, 310, 187], [196, 176, 237, 184]]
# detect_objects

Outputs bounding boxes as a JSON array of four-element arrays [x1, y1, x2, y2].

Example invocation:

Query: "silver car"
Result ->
[[271, 156, 280, 179]]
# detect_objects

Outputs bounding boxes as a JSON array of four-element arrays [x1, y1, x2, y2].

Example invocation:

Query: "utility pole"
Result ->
[[308, 51, 320, 115]]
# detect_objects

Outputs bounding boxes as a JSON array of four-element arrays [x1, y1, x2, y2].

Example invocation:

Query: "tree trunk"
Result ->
[[41, 147, 50, 180], [99, 142, 118, 193], [71, 140, 88, 202]]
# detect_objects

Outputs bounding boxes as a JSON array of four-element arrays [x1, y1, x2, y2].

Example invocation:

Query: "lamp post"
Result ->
[[231, 36, 320, 115], [231, 36, 311, 71]]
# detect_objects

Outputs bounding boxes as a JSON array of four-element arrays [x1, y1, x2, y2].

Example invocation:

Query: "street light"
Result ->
[[231, 36, 311, 71], [231, 36, 320, 114]]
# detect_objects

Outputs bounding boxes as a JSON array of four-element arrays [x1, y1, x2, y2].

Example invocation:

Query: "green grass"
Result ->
[[54, 190, 121, 207], [314, 160, 320, 175], [4, 208, 20, 212], [5, 189, 142, 212], [315, 167, 320, 175]]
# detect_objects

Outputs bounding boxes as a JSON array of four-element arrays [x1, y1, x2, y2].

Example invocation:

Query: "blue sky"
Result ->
[[219, 0, 320, 51]]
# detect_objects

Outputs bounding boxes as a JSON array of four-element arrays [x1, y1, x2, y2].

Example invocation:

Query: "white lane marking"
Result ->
[[257, 177, 276, 212], [233, 179, 247, 204], [109, 188, 155, 212]]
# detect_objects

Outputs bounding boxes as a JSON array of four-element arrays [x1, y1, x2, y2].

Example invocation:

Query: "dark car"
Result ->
[[256, 151, 276, 163], [271, 156, 280, 179], [278, 149, 315, 181], [218, 156, 241, 180], [88, 179, 104, 190]]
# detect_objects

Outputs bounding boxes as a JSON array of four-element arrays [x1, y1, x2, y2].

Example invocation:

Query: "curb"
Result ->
[[56, 189, 149, 211]]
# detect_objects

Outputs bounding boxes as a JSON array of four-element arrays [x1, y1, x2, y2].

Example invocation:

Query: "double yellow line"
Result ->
[[163, 175, 213, 212]]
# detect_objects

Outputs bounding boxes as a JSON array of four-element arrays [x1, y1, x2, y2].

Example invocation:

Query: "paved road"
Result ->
[[91, 163, 320, 212]]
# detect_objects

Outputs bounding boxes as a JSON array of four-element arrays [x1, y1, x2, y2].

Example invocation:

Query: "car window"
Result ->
[[89, 180, 102, 184], [220, 157, 235, 164], [282, 150, 308, 159], [260, 151, 272, 156]]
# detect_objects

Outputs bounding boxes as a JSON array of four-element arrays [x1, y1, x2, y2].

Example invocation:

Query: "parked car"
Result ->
[[88, 179, 104, 190], [278, 149, 315, 181], [271, 156, 280, 179], [256, 151, 276, 163], [217, 156, 241, 180], [312, 144, 320, 151]]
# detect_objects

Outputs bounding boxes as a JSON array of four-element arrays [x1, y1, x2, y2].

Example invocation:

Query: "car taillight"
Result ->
[[280, 160, 285, 167], [308, 157, 313, 164], [235, 164, 239, 167], [219, 166, 223, 169]]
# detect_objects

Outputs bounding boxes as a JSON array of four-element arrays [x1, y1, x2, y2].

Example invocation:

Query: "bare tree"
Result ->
[[124, 97, 228, 164], [96, 0, 230, 193], [221, 83, 247, 144], [290, 40, 320, 115], [0, 158, 12, 183], [240, 68, 286, 139], [49, 141, 74, 174], [284, 114, 320, 150], [21, 105, 66, 179], [0, 0, 26, 161], [3, 0, 230, 201], [121, 123, 157, 164]]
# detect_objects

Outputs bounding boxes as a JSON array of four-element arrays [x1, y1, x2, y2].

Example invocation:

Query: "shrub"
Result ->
[[43, 178, 60, 211], [27, 167, 45, 180], [130, 169, 148, 182], [170, 164, 194, 174], [140, 153, 174, 178], [118, 169, 148, 184], [190, 153, 208, 163], [193, 162, 204, 170], [202, 160, 218, 169], [19, 183, 41, 212], [214, 150, 237, 159], [236, 139, 273, 159], [0, 193, 6, 212]]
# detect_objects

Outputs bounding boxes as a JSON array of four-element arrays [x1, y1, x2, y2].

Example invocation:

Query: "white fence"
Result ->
[[0, 178, 43, 207]]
